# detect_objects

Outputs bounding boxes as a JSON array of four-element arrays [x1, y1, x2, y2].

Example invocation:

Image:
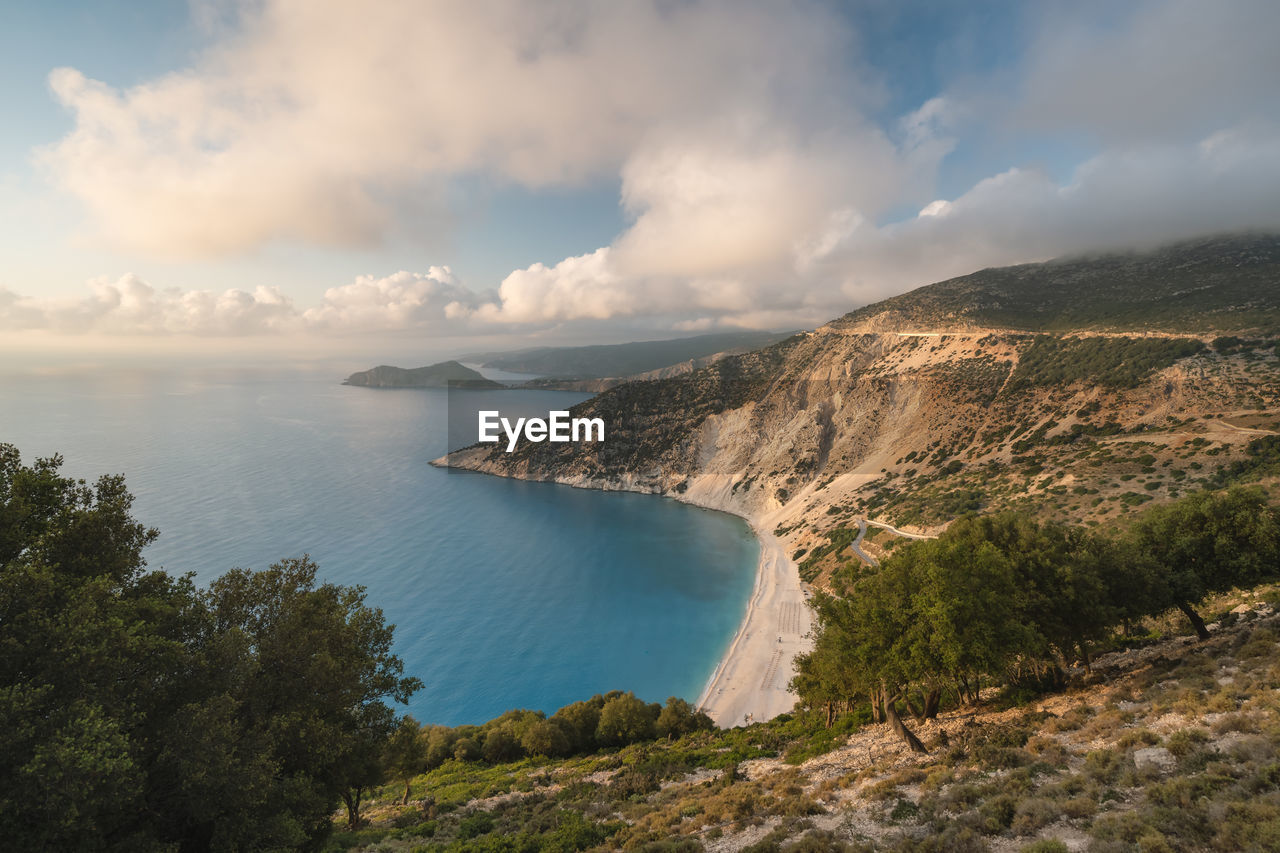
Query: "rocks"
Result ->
[[1133, 746, 1177, 774]]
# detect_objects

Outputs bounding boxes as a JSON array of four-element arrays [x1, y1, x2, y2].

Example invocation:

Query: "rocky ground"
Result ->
[[334, 588, 1280, 853]]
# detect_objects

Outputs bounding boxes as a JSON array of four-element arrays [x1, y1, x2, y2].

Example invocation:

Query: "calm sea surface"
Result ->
[[0, 365, 757, 725]]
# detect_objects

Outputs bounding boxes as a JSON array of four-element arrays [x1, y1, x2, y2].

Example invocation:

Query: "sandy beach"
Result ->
[[695, 520, 811, 727]]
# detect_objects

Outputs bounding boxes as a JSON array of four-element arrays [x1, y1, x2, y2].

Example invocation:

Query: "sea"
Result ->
[[0, 363, 758, 725]]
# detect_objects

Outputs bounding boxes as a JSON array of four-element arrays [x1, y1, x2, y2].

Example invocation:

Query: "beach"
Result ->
[[695, 520, 811, 727]]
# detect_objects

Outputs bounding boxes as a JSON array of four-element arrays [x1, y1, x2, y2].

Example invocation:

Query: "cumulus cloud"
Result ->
[[1, 275, 299, 335], [26, 0, 1280, 339], [40, 0, 862, 257], [302, 268, 491, 333], [0, 269, 494, 337], [463, 121, 1280, 329]]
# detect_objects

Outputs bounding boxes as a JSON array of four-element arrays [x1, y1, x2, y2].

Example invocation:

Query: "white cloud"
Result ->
[[302, 268, 489, 333], [0, 269, 491, 337], [21, 0, 1280, 341], [0, 274, 299, 335], [40, 0, 862, 258], [917, 200, 952, 218]]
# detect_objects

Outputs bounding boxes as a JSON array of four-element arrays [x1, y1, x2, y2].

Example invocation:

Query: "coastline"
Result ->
[[433, 453, 811, 728], [665, 475, 813, 727], [693, 517, 810, 727]]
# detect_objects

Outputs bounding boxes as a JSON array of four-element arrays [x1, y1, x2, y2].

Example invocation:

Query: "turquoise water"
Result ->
[[0, 366, 758, 725]]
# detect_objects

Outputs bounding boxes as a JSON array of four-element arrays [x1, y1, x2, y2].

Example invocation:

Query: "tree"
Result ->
[[794, 512, 1133, 751], [384, 716, 428, 805], [551, 699, 602, 752], [0, 445, 422, 850], [1128, 487, 1280, 639], [521, 718, 573, 757], [424, 725, 459, 769], [655, 697, 714, 740], [596, 693, 658, 746], [481, 726, 522, 763], [203, 556, 422, 843]]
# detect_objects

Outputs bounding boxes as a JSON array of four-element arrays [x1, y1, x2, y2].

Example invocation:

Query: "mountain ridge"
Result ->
[[833, 232, 1280, 336], [440, 233, 1280, 582]]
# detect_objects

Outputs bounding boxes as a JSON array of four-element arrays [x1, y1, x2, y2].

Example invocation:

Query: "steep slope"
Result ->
[[442, 234, 1280, 574]]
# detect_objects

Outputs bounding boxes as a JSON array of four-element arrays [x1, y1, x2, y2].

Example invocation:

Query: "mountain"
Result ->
[[835, 232, 1280, 335], [342, 361, 503, 388], [465, 330, 796, 379], [441, 233, 1280, 586]]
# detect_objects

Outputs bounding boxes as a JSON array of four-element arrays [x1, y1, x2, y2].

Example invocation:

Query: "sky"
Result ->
[[1, 0, 1278, 362]]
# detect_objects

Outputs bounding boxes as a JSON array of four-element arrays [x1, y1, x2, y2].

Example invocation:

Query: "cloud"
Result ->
[[25, 0, 1280, 340], [11, 111, 1280, 342], [463, 121, 1280, 329], [41, 0, 862, 258], [814, 123, 1280, 307], [1, 275, 300, 335], [303, 268, 490, 333], [0, 269, 491, 336], [1016, 0, 1280, 144]]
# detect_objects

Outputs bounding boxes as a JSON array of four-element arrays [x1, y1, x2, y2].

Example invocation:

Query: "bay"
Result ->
[[0, 365, 758, 725]]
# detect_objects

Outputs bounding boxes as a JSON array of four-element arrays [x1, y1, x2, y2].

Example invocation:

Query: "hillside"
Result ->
[[441, 235, 1280, 590], [833, 233, 1280, 335], [334, 586, 1280, 852], [465, 331, 796, 379], [343, 361, 504, 389]]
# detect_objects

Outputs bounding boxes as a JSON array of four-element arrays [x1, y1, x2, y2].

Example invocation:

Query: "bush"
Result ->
[[597, 693, 659, 746], [1011, 797, 1059, 836]]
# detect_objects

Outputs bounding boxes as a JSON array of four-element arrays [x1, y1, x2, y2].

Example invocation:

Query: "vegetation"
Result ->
[[0, 444, 421, 850], [330, 589, 1280, 852], [793, 489, 1280, 751], [342, 361, 504, 388], [834, 232, 1280, 334], [1001, 335, 1204, 394]]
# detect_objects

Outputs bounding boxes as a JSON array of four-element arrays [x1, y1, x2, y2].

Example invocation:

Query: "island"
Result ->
[[342, 360, 504, 389]]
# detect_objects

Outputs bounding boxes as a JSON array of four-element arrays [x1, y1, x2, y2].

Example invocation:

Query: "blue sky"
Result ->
[[0, 0, 1277, 356]]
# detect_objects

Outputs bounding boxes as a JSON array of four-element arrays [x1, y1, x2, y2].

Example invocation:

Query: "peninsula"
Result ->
[[342, 360, 504, 389]]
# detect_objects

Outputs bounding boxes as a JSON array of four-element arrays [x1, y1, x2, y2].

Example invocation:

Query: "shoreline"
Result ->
[[433, 456, 811, 728], [692, 516, 810, 727]]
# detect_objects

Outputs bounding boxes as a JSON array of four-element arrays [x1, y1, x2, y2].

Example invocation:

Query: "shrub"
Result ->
[[1011, 797, 1059, 836]]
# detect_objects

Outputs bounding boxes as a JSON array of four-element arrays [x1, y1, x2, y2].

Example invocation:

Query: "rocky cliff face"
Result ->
[[442, 235, 1280, 568]]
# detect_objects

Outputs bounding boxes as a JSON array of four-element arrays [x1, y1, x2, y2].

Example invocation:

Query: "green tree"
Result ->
[[551, 699, 602, 752], [595, 693, 658, 746], [481, 726, 522, 763], [654, 696, 713, 740], [1128, 487, 1280, 638], [203, 556, 421, 842], [0, 445, 422, 850], [384, 716, 428, 805], [521, 718, 573, 757]]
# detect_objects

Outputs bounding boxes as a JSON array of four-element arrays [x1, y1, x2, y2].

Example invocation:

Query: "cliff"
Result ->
[[439, 234, 1280, 578]]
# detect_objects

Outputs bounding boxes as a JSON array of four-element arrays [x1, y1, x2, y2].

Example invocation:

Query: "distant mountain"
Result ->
[[466, 330, 796, 379], [834, 232, 1280, 335], [342, 361, 503, 388]]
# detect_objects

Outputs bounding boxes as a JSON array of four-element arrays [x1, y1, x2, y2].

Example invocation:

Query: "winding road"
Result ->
[[849, 517, 938, 568]]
